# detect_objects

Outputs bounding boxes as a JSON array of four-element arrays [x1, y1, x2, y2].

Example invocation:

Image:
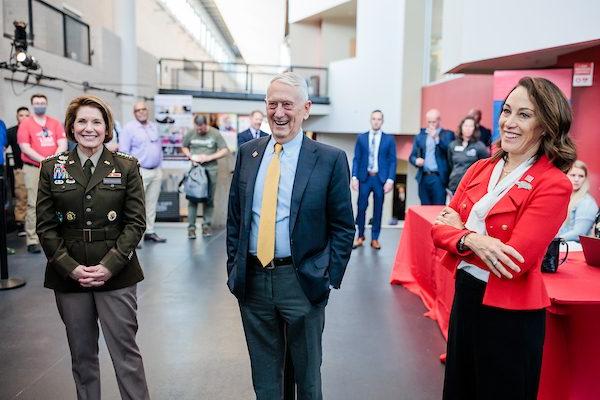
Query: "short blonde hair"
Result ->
[[64, 95, 114, 143]]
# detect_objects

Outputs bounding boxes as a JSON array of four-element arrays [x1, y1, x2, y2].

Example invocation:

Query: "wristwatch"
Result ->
[[457, 233, 470, 253]]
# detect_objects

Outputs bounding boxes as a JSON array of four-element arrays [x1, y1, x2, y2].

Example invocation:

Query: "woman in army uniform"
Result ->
[[36, 95, 150, 400]]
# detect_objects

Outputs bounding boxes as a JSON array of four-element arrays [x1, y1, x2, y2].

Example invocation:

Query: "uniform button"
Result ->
[[86, 221, 92, 226], [86, 194, 92, 200], [86, 208, 91, 212], [111, 184, 115, 188], [501, 224, 508, 231]]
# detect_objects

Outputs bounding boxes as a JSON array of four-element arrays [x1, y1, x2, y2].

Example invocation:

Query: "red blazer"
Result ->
[[431, 155, 571, 310]]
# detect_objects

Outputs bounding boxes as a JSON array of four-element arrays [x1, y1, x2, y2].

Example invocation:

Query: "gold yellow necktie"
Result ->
[[257, 143, 283, 267]]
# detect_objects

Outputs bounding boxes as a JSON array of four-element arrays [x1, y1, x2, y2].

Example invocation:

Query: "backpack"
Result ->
[[180, 164, 210, 203]]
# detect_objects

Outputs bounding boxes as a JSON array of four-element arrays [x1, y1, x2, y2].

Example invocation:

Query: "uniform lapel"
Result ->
[[289, 136, 318, 234], [63, 149, 87, 188], [85, 147, 115, 193]]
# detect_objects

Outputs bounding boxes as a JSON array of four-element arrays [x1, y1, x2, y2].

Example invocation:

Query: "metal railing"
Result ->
[[157, 58, 329, 101]]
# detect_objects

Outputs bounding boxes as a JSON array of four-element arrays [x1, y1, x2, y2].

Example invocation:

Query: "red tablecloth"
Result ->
[[391, 206, 600, 400]]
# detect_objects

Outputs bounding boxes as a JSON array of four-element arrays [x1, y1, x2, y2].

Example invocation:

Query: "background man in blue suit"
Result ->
[[351, 110, 397, 250], [237, 110, 269, 147], [227, 72, 354, 400], [409, 108, 455, 205]]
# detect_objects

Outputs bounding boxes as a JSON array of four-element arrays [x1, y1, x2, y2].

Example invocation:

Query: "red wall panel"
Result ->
[[421, 75, 494, 133]]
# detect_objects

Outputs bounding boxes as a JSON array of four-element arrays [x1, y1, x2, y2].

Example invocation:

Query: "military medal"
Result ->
[[66, 211, 76, 221], [53, 163, 66, 182], [107, 210, 117, 221]]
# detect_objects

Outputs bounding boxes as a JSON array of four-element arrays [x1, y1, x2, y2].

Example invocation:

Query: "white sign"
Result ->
[[573, 62, 594, 87]]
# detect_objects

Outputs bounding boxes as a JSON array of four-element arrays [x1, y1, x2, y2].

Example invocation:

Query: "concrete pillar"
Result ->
[[113, 0, 138, 123]]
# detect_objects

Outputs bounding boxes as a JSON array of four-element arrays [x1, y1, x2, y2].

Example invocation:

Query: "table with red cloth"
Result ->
[[390, 206, 600, 400]]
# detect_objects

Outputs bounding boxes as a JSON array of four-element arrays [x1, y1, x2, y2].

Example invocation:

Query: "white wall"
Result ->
[[442, 0, 600, 72], [299, 0, 407, 134], [321, 18, 355, 66], [289, 0, 351, 24]]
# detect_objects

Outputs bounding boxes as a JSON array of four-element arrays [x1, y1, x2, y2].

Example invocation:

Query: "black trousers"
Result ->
[[443, 269, 546, 400], [239, 264, 326, 400]]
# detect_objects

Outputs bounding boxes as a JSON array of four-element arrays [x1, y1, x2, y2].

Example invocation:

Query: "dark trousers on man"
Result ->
[[418, 172, 446, 205], [239, 262, 326, 400], [443, 270, 545, 400], [356, 175, 384, 240]]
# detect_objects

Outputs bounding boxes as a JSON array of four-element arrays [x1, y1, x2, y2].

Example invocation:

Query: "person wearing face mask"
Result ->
[[238, 110, 269, 147], [447, 116, 490, 195], [409, 108, 455, 205], [36, 95, 150, 400], [432, 77, 576, 400], [17, 94, 68, 253], [557, 160, 598, 242]]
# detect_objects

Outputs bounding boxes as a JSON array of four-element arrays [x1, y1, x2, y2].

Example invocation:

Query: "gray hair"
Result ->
[[269, 72, 309, 102]]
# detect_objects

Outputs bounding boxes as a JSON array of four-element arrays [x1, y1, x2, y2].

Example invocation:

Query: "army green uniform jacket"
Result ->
[[37, 146, 146, 292]]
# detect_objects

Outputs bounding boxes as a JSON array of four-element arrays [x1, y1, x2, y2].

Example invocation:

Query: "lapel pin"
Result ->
[[516, 181, 533, 190], [252, 151, 259, 158], [525, 175, 534, 183]]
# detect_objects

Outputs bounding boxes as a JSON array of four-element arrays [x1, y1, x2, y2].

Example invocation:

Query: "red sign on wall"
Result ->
[[573, 62, 594, 87]]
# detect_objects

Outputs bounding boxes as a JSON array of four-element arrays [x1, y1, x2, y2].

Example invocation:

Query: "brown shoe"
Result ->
[[352, 237, 365, 249], [370, 240, 381, 250]]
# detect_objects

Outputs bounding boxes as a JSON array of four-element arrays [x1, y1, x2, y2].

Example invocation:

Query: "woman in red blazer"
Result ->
[[432, 77, 576, 400]]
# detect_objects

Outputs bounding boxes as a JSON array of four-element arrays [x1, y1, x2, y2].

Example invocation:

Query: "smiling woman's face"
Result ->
[[73, 105, 106, 154], [498, 86, 545, 158]]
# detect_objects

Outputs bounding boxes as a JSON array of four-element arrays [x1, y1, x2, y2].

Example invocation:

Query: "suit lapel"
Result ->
[[63, 149, 87, 188], [243, 137, 270, 223], [85, 147, 115, 193], [289, 136, 318, 234]]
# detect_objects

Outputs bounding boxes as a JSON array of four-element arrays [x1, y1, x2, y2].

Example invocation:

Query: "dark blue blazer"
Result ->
[[351, 132, 397, 183], [237, 128, 269, 147], [408, 128, 455, 186], [226, 135, 355, 304]]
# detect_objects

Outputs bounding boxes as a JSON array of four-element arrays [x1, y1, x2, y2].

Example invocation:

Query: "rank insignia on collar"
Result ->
[[516, 181, 533, 190]]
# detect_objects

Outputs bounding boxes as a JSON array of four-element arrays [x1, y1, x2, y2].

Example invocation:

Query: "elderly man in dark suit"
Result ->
[[227, 72, 355, 400], [237, 110, 269, 147]]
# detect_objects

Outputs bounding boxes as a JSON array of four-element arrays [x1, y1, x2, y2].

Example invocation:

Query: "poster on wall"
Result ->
[[492, 69, 572, 141], [153, 94, 194, 161]]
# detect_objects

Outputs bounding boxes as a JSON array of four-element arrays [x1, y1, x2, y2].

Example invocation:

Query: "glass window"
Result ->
[[65, 15, 90, 64], [31, 0, 64, 56], [428, 0, 444, 82], [3, 0, 30, 38]]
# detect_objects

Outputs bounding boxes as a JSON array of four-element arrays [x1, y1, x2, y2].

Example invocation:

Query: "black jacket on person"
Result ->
[[37, 146, 146, 292], [226, 135, 355, 304], [6, 125, 23, 169]]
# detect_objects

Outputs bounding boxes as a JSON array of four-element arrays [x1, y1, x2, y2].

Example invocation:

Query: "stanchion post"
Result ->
[[0, 175, 26, 290]]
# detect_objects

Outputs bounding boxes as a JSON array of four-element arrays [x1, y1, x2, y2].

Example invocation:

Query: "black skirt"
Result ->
[[443, 269, 546, 400]]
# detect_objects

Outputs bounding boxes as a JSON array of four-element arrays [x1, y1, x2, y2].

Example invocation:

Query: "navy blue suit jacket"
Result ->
[[351, 132, 397, 184], [237, 128, 269, 147], [409, 128, 455, 186], [226, 135, 355, 304]]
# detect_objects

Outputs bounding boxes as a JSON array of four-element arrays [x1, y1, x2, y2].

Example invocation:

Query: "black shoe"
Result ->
[[27, 244, 41, 254], [144, 233, 167, 243], [16, 222, 26, 237]]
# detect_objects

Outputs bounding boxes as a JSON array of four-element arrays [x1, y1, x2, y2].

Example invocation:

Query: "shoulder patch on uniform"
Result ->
[[114, 151, 134, 160], [43, 152, 67, 163]]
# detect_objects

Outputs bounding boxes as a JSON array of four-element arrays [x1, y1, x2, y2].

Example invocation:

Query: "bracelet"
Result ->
[[457, 232, 471, 253]]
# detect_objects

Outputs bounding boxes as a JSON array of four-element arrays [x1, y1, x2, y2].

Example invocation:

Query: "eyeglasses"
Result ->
[[134, 108, 147, 113]]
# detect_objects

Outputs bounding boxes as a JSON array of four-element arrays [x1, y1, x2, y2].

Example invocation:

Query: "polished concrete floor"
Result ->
[[0, 225, 446, 400]]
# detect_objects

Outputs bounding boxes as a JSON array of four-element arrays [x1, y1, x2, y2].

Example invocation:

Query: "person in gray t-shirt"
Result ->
[[447, 116, 489, 194]]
